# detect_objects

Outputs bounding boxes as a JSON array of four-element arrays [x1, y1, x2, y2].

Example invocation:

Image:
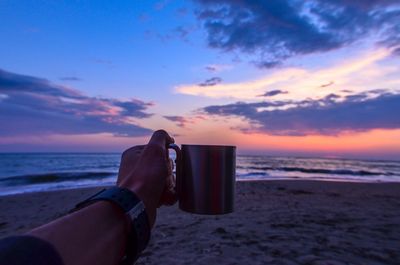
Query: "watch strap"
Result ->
[[74, 187, 150, 264], [75, 187, 141, 212]]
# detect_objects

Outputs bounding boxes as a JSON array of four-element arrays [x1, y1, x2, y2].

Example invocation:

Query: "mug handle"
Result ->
[[168, 144, 182, 198]]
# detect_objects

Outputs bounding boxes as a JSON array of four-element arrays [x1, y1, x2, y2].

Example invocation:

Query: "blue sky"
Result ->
[[1, 0, 400, 159]]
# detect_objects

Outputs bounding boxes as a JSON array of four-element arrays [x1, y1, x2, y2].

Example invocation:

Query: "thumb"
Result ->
[[147, 130, 174, 149]]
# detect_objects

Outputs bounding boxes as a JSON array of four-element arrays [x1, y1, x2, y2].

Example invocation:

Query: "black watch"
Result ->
[[73, 187, 151, 264]]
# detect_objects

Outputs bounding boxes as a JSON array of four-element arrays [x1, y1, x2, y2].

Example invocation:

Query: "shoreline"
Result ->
[[1, 180, 399, 264], [1, 178, 399, 197]]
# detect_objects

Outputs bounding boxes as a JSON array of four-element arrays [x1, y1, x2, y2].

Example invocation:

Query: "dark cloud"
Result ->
[[113, 100, 153, 118], [341, 89, 353, 93], [202, 90, 400, 136], [204, 64, 231, 72], [59, 76, 82, 82], [163, 115, 190, 128], [320, 81, 334, 88], [0, 69, 152, 137], [198, 77, 222, 87], [255, 61, 281, 69], [259, 90, 288, 97], [205, 65, 217, 72], [193, 0, 400, 67], [393, 47, 400, 56], [146, 26, 196, 43], [174, 26, 192, 39]]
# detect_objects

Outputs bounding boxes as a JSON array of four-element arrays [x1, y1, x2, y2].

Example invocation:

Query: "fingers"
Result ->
[[140, 130, 178, 206], [118, 145, 146, 179], [120, 145, 146, 165], [158, 158, 178, 206], [147, 130, 174, 149], [159, 174, 178, 206], [142, 130, 174, 163], [160, 188, 178, 206]]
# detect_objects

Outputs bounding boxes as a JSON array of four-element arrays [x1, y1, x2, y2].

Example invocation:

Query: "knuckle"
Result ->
[[153, 130, 171, 141], [154, 129, 168, 136]]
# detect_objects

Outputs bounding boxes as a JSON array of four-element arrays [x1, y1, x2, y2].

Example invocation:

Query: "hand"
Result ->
[[117, 144, 177, 206], [117, 130, 177, 227]]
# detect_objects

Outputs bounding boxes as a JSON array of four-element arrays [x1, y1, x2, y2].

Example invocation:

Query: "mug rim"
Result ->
[[181, 144, 236, 149]]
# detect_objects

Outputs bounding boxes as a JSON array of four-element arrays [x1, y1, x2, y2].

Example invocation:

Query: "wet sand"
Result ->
[[1, 180, 399, 265]]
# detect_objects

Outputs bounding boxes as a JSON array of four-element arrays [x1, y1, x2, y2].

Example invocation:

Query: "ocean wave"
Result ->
[[237, 166, 392, 176], [238, 172, 268, 177], [0, 171, 116, 186]]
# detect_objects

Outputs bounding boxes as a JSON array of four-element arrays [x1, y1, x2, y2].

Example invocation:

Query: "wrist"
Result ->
[[118, 181, 157, 227], [96, 200, 132, 232], [72, 187, 151, 263]]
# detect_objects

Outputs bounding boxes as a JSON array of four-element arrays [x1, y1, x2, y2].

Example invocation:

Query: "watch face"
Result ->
[[128, 201, 146, 220]]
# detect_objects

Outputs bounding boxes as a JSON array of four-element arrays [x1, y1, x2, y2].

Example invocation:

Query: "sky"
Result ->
[[0, 0, 400, 159]]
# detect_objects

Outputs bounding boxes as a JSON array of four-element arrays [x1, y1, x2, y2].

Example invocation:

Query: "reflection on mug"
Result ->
[[169, 144, 236, 215]]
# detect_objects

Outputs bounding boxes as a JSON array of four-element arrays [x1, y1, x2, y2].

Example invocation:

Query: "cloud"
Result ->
[[193, 0, 400, 67], [205, 65, 217, 72], [198, 77, 222, 87], [146, 26, 197, 43], [176, 48, 397, 99], [59, 76, 82, 82], [255, 61, 281, 69], [174, 26, 194, 40], [320, 81, 334, 88], [163, 115, 191, 128], [259, 90, 288, 97], [393, 47, 400, 56], [204, 64, 232, 73], [0, 69, 152, 137], [202, 90, 400, 136]]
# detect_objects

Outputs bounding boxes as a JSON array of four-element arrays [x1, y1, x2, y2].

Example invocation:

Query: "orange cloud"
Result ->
[[175, 48, 397, 100]]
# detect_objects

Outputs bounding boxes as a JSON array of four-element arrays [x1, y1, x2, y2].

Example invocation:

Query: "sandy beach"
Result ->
[[1, 180, 399, 265]]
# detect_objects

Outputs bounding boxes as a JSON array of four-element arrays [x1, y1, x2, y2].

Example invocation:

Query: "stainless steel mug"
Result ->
[[169, 144, 236, 215]]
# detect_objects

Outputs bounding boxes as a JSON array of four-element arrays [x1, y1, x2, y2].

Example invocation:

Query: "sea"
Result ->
[[0, 153, 399, 196]]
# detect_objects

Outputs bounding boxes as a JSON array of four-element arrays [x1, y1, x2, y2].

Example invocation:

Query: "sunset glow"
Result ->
[[1, 1, 399, 159]]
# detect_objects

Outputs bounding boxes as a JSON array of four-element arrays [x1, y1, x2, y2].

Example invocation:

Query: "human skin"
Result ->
[[29, 130, 177, 265]]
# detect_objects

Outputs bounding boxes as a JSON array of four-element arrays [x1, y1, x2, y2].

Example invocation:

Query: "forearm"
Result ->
[[23, 130, 172, 265], [28, 201, 129, 265]]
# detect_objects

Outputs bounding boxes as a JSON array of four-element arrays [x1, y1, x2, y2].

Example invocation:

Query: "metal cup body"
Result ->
[[177, 144, 236, 215]]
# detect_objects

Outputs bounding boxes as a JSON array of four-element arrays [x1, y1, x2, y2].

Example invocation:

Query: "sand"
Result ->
[[0, 180, 399, 265]]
